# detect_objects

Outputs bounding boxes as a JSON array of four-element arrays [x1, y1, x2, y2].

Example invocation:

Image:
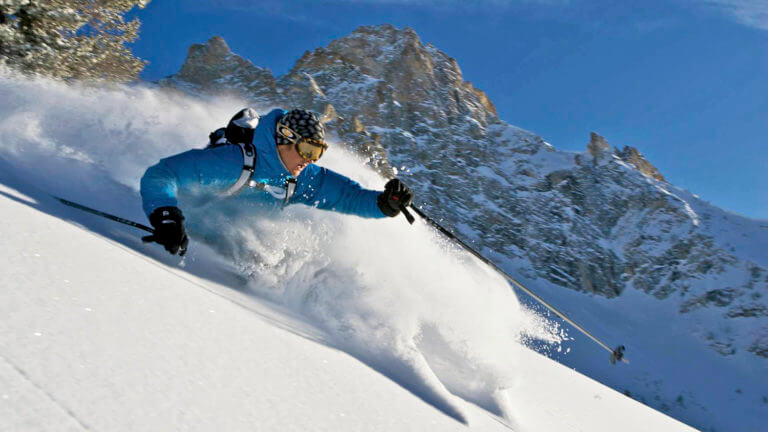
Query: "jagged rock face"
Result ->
[[159, 25, 768, 360], [587, 132, 611, 159], [288, 25, 496, 123], [589, 132, 665, 181], [274, 24, 501, 178], [161, 36, 278, 102], [615, 144, 666, 181]]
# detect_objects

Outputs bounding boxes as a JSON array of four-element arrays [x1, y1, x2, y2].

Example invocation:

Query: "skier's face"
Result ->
[[277, 143, 315, 177]]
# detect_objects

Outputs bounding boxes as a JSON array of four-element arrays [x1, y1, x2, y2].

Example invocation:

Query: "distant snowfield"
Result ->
[[0, 73, 691, 431]]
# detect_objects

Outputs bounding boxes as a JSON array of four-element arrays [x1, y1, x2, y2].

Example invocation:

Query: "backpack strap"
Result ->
[[212, 108, 297, 203], [220, 141, 256, 197], [217, 108, 260, 197]]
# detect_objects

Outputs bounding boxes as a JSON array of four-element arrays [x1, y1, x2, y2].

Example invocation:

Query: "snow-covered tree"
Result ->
[[0, 0, 149, 82]]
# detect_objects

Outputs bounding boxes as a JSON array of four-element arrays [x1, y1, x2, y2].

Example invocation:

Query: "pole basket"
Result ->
[[610, 345, 627, 365]]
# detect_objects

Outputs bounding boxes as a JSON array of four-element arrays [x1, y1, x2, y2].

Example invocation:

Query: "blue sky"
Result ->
[[129, 0, 767, 219]]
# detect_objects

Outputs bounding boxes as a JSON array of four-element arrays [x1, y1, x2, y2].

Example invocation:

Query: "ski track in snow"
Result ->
[[0, 73, 566, 426], [0, 354, 90, 431]]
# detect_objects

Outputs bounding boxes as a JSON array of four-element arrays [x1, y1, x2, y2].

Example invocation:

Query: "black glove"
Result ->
[[143, 206, 189, 256], [377, 179, 414, 217]]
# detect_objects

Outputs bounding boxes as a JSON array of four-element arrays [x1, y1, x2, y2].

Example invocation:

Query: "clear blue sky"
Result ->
[[129, 0, 767, 220]]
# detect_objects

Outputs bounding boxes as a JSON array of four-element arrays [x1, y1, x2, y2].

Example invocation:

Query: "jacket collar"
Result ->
[[255, 109, 292, 179]]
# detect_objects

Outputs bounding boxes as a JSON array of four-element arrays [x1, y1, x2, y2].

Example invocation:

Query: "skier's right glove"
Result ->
[[377, 178, 414, 217], [143, 206, 189, 256]]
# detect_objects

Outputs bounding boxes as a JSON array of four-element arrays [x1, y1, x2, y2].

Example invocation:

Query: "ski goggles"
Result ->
[[276, 123, 328, 161]]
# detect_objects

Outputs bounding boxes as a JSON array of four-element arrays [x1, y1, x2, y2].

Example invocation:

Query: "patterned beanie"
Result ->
[[275, 109, 326, 146]]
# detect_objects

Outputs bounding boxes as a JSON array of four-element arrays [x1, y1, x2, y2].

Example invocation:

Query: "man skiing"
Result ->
[[140, 108, 414, 256]]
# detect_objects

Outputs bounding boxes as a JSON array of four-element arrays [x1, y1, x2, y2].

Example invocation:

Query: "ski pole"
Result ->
[[54, 196, 155, 234], [399, 203, 628, 365]]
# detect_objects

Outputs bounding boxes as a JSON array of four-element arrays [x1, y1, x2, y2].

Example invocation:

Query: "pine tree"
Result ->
[[0, 0, 150, 82]]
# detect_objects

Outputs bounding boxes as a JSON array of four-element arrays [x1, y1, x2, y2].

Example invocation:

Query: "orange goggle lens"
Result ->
[[277, 123, 328, 161], [296, 138, 328, 161]]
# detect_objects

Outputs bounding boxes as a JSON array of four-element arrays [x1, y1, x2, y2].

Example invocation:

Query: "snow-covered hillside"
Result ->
[[0, 181, 693, 431], [0, 73, 695, 431]]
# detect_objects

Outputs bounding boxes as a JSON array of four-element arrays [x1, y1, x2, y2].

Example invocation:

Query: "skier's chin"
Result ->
[[291, 163, 309, 176]]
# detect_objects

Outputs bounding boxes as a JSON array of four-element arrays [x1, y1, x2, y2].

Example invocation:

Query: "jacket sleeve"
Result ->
[[140, 147, 241, 217], [293, 166, 387, 219]]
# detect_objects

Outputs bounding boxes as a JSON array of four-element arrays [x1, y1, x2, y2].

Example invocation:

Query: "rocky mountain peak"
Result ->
[[163, 36, 277, 100], [177, 36, 232, 84], [585, 132, 666, 181], [587, 131, 612, 159], [616, 145, 666, 182], [290, 24, 496, 120], [293, 24, 427, 76], [198, 35, 230, 56]]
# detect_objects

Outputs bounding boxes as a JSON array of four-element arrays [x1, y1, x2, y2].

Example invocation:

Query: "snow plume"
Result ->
[[209, 198, 531, 423], [0, 72, 562, 425], [0, 71, 242, 200]]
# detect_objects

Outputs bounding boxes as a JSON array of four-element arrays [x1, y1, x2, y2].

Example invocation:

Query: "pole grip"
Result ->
[[400, 204, 415, 224]]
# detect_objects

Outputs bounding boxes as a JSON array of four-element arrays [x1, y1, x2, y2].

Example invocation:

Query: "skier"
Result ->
[[140, 108, 414, 256]]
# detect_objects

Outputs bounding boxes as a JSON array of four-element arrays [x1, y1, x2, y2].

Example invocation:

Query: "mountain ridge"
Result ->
[[159, 25, 767, 363], [154, 25, 768, 429]]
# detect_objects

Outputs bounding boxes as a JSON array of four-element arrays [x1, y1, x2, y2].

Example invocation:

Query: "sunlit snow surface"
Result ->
[[0, 183, 694, 432], [0, 73, 574, 426]]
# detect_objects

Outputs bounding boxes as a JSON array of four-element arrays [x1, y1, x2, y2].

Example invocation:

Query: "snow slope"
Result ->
[[0, 168, 693, 432], [0, 73, 693, 431]]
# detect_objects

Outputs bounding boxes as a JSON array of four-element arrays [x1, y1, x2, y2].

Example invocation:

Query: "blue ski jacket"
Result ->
[[140, 109, 387, 219]]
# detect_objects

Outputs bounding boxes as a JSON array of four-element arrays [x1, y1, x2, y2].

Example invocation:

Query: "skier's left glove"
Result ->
[[377, 178, 414, 217], [143, 206, 189, 256]]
